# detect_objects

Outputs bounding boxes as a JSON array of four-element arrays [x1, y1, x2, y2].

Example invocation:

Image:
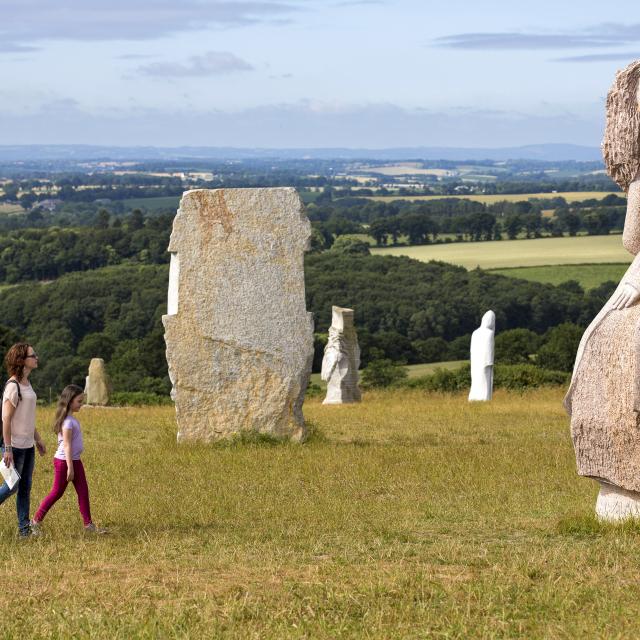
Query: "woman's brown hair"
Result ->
[[4, 343, 31, 381], [53, 385, 84, 435]]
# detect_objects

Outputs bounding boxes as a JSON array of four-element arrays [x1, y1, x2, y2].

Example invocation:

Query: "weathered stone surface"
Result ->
[[321, 306, 361, 404], [162, 188, 314, 442], [565, 60, 640, 495], [468, 310, 495, 402], [84, 358, 111, 406]]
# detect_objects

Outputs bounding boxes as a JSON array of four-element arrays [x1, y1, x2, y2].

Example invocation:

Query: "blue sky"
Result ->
[[1, 0, 640, 148]]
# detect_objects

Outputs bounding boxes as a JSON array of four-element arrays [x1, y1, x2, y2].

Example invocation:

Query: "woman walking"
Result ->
[[0, 343, 46, 537]]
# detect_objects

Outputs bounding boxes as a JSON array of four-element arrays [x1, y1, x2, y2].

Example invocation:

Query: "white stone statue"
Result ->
[[84, 358, 112, 406], [162, 188, 314, 442], [321, 306, 361, 404], [564, 60, 640, 520], [468, 310, 495, 402]]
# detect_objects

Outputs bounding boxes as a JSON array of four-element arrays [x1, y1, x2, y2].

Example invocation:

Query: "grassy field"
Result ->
[[365, 191, 622, 204], [490, 263, 629, 290], [0, 203, 24, 215], [310, 360, 467, 387], [122, 196, 181, 211], [5, 390, 640, 637], [371, 235, 632, 270]]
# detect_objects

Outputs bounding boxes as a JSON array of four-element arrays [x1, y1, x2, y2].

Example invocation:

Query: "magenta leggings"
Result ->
[[34, 458, 92, 526]]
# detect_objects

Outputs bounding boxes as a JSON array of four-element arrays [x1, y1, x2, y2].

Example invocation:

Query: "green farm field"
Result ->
[[6, 391, 640, 637], [371, 235, 632, 270], [490, 263, 629, 290], [122, 195, 181, 211], [365, 191, 622, 204]]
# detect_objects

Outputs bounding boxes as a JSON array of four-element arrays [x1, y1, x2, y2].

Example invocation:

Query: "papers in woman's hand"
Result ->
[[0, 459, 20, 490]]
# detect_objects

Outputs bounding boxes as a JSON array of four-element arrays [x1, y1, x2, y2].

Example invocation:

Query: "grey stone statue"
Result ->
[[162, 188, 314, 442], [84, 358, 111, 406], [565, 59, 640, 520], [321, 306, 361, 404]]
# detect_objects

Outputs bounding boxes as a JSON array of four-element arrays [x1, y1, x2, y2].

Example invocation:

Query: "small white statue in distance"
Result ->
[[321, 306, 361, 404], [84, 358, 112, 406], [468, 310, 495, 402]]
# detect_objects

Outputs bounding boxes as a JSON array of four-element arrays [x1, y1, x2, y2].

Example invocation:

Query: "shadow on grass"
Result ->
[[202, 421, 328, 449], [556, 514, 640, 537]]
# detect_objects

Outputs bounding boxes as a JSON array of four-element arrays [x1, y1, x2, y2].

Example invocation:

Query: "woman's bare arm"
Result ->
[[2, 399, 15, 466]]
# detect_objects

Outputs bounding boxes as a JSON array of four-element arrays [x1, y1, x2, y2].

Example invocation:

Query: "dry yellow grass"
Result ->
[[0, 391, 636, 638]]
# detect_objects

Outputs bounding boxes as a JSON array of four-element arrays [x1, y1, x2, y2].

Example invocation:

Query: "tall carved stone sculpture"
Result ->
[[468, 310, 495, 402], [162, 188, 314, 442], [321, 306, 361, 404], [84, 358, 111, 406], [565, 59, 640, 520]]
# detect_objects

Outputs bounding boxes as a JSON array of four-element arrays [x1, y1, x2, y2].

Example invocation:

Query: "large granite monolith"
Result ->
[[321, 306, 361, 404], [565, 59, 640, 520], [162, 188, 314, 442], [84, 358, 111, 406]]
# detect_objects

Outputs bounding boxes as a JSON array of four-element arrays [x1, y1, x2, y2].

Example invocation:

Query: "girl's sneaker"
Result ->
[[84, 522, 108, 534], [29, 520, 42, 536]]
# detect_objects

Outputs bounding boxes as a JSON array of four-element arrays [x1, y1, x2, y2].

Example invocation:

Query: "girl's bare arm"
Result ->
[[63, 428, 74, 481]]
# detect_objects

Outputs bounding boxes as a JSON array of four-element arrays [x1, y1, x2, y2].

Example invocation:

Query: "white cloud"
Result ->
[[553, 52, 640, 63], [137, 51, 254, 77], [435, 23, 640, 51], [0, 1, 301, 50]]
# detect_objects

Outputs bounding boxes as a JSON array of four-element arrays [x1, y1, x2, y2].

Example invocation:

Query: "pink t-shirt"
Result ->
[[54, 416, 84, 460]]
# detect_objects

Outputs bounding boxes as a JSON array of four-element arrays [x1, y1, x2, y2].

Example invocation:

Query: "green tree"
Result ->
[[536, 323, 583, 372], [77, 333, 116, 361], [504, 215, 522, 240], [412, 337, 449, 363], [330, 237, 371, 255], [95, 209, 110, 229], [495, 328, 541, 364], [128, 209, 145, 231], [361, 359, 408, 389]]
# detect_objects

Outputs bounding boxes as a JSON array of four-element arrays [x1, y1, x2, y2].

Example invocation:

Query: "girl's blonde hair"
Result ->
[[53, 385, 83, 435], [603, 59, 640, 192]]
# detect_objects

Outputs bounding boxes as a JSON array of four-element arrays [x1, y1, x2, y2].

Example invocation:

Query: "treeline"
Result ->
[[0, 197, 628, 287], [0, 253, 611, 398], [0, 172, 334, 209], [0, 210, 172, 282], [0, 265, 170, 398], [305, 253, 609, 368], [308, 194, 627, 246]]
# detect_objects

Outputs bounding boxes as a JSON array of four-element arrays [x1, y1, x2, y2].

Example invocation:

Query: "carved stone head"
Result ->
[[603, 59, 640, 191]]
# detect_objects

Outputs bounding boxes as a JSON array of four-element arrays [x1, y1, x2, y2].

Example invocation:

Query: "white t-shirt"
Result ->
[[2, 380, 37, 448]]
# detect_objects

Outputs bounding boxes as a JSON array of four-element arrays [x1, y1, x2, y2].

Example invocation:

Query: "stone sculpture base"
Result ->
[[595, 482, 640, 521]]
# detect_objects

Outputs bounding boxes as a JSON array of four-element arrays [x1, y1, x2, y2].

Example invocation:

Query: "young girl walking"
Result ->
[[31, 385, 106, 534]]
